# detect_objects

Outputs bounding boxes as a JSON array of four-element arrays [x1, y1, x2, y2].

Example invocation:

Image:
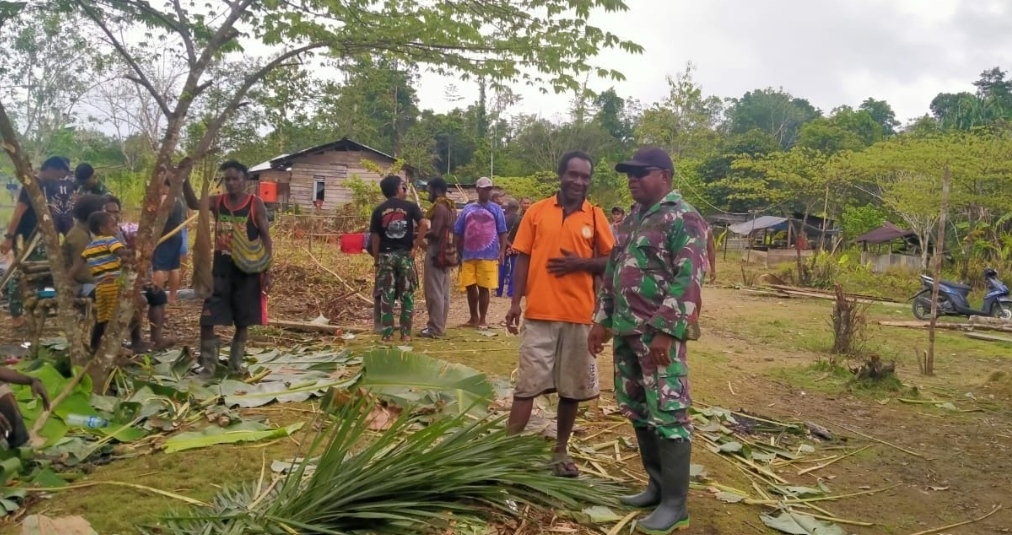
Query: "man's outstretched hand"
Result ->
[[547, 249, 584, 276]]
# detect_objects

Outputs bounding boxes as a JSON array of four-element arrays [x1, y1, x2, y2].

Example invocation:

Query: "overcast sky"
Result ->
[[413, 0, 1012, 124]]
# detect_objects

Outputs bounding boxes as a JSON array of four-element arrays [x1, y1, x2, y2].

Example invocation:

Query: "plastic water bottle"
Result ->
[[65, 414, 109, 428]]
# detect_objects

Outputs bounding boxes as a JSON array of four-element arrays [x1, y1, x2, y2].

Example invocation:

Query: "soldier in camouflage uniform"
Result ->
[[369, 175, 423, 342], [589, 147, 708, 534]]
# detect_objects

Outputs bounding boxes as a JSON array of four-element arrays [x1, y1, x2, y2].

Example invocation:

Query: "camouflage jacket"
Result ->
[[593, 191, 708, 339]]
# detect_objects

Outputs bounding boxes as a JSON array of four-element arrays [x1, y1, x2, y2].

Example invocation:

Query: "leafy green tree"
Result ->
[[0, 8, 95, 163], [697, 129, 781, 212], [859, 98, 900, 136], [635, 63, 723, 159], [797, 106, 882, 153], [726, 88, 820, 150], [840, 204, 887, 242], [593, 88, 634, 144]]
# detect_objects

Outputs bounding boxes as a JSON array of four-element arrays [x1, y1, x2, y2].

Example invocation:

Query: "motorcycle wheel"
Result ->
[[991, 302, 1012, 321], [912, 297, 935, 320]]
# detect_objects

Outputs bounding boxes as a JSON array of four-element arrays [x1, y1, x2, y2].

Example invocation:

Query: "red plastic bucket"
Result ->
[[340, 233, 366, 254]]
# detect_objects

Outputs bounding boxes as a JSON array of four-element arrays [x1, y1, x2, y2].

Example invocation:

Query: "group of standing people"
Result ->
[[1, 157, 190, 352], [0, 156, 262, 377], [364, 146, 709, 532]]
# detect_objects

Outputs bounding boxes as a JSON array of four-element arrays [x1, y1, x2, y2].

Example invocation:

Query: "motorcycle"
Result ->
[[911, 268, 1012, 320]]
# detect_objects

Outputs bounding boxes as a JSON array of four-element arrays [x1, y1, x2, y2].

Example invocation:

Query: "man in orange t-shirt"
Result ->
[[504, 150, 615, 478]]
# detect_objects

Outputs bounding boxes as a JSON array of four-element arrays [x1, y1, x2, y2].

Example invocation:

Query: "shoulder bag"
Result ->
[[221, 195, 272, 274], [434, 203, 459, 268]]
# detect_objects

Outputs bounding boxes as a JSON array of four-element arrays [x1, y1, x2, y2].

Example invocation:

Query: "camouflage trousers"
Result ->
[[613, 331, 693, 440], [7, 243, 47, 319], [376, 251, 417, 338]]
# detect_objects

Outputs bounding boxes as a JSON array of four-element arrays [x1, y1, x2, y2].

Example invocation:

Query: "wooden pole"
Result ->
[[925, 166, 950, 376], [819, 182, 830, 250]]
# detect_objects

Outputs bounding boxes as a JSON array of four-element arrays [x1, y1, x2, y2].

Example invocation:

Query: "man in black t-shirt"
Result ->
[[369, 175, 422, 342]]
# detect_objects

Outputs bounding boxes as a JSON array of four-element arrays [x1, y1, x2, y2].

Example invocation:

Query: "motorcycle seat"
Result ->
[[941, 280, 972, 291]]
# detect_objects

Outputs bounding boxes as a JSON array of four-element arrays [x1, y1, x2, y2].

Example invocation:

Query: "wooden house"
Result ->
[[248, 138, 415, 211]]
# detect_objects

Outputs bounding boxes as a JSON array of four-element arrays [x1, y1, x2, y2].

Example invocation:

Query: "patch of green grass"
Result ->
[[772, 360, 911, 398]]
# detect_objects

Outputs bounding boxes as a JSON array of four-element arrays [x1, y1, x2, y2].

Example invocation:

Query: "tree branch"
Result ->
[[189, 42, 325, 161], [169, 0, 197, 66], [74, 0, 172, 118], [114, 0, 196, 66]]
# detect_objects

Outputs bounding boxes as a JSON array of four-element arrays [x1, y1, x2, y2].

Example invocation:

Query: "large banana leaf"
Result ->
[[356, 349, 495, 416], [163, 421, 303, 453]]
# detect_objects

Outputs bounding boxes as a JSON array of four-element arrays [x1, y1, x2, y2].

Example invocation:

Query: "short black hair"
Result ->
[[74, 163, 94, 182], [380, 174, 403, 198], [219, 160, 248, 176], [428, 176, 448, 194], [557, 150, 594, 177], [88, 211, 115, 235], [105, 194, 121, 208], [41, 156, 70, 172], [611, 206, 625, 215], [73, 194, 108, 223]]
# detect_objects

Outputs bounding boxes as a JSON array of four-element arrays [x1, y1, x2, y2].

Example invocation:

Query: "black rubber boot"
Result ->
[[622, 427, 662, 508], [197, 337, 220, 378], [637, 439, 691, 534], [228, 332, 247, 375]]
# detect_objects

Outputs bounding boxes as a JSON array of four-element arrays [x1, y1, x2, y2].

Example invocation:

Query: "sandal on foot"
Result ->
[[550, 453, 580, 478], [418, 328, 440, 339]]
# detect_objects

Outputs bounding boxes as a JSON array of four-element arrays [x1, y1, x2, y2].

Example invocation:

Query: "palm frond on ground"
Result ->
[[144, 396, 623, 535]]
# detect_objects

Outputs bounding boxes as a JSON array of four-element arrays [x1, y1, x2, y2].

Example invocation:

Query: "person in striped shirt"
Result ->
[[75, 211, 130, 351]]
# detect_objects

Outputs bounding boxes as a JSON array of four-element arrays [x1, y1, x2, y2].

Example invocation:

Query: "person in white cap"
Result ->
[[453, 177, 507, 329]]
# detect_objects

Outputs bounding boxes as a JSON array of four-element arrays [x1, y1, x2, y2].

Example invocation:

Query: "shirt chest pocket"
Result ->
[[631, 234, 670, 272]]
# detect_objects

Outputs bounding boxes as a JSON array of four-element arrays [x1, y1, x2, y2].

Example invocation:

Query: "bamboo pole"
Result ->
[[155, 213, 198, 246]]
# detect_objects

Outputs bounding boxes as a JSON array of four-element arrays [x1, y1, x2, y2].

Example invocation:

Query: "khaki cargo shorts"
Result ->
[[515, 319, 599, 401]]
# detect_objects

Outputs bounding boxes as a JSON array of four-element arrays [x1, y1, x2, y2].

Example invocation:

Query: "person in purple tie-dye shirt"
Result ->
[[454, 177, 507, 329]]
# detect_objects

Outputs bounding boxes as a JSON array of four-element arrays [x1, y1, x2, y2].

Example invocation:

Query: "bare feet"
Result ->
[[401, 335, 412, 343], [459, 319, 480, 328]]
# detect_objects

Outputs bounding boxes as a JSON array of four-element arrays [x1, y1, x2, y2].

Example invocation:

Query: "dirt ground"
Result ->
[[431, 286, 1012, 535], [2, 256, 1011, 534]]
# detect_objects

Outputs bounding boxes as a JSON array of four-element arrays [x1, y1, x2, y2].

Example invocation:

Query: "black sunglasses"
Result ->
[[626, 167, 661, 179]]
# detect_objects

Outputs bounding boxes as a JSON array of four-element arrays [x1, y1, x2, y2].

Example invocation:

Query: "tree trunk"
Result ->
[[91, 121, 194, 389], [0, 101, 89, 367]]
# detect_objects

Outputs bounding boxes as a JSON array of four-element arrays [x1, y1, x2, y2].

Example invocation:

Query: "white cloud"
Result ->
[[415, 0, 1012, 124]]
